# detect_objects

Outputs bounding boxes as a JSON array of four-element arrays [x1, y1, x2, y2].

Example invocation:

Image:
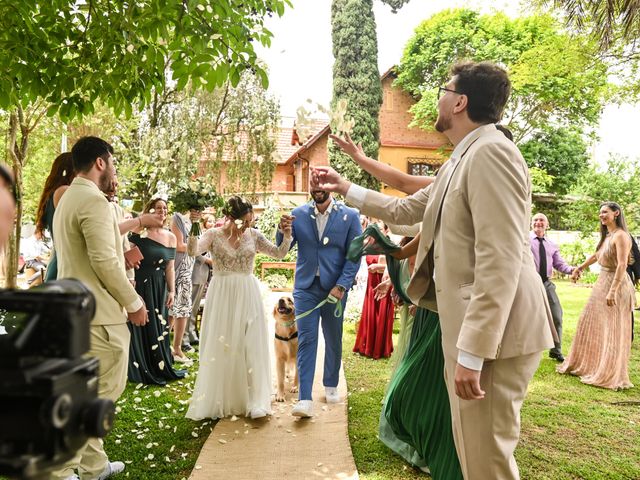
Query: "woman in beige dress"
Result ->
[[558, 202, 635, 390]]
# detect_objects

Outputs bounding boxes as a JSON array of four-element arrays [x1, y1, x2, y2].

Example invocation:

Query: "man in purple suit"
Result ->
[[530, 213, 577, 362]]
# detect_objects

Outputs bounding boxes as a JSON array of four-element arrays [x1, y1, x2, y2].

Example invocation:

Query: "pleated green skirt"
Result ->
[[379, 308, 462, 479]]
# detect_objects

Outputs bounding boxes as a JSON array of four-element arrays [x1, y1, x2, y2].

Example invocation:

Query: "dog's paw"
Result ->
[[275, 392, 286, 402], [289, 385, 298, 393]]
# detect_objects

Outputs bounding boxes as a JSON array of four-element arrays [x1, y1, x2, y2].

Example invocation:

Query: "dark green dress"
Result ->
[[348, 224, 462, 479], [127, 233, 185, 385], [382, 308, 462, 479], [43, 196, 58, 282]]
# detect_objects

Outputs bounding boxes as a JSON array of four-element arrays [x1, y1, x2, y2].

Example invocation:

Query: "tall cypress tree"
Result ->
[[330, 0, 382, 190], [329, 0, 411, 190]]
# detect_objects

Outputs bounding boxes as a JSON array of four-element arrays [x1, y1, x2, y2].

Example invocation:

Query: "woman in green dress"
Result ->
[[127, 198, 186, 385], [350, 227, 462, 479], [34, 152, 75, 281]]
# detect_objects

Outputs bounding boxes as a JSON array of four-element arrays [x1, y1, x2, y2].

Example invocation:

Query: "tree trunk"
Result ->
[[4, 108, 28, 288]]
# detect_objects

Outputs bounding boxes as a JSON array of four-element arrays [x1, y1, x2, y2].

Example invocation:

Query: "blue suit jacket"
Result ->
[[277, 200, 362, 291]]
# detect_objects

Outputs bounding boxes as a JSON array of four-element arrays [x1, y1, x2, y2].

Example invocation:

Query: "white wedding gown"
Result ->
[[185, 227, 292, 420]]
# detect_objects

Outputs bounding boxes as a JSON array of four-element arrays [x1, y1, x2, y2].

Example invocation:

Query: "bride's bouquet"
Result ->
[[171, 177, 223, 236]]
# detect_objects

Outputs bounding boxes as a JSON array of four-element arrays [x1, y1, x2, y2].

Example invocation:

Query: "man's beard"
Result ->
[[434, 111, 452, 133], [311, 190, 330, 204], [98, 170, 114, 194]]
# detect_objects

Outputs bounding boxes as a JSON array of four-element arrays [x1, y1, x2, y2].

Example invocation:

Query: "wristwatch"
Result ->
[[335, 285, 346, 293]]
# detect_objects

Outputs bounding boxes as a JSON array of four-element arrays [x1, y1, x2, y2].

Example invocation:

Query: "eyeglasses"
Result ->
[[437, 86, 463, 99]]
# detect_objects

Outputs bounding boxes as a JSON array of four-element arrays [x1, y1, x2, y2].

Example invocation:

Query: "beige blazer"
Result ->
[[354, 124, 553, 361], [53, 177, 139, 325]]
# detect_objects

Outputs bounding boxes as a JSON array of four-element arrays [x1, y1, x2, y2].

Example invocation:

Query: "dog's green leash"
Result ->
[[293, 294, 343, 322]]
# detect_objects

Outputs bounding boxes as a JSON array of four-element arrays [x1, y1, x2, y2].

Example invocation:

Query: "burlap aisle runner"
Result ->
[[189, 298, 358, 480]]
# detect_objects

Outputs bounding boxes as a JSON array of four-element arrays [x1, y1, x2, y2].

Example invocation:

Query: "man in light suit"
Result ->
[[276, 189, 361, 417], [314, 62, 554, 479], [52, 137, 148, 480]]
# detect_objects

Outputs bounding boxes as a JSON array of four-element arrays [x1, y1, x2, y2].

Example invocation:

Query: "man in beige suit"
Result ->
[[314, 61, 554, 479], [52, 136, 148, 480]]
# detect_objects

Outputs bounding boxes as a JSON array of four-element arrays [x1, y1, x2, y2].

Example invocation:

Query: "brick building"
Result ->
[[276, 68, 450, 200], [205, 68, 450, 208]]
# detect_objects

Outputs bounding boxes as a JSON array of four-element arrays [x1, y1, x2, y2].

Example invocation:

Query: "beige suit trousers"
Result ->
[[51, 324, 130, 480], [444, 352, 541, 480]]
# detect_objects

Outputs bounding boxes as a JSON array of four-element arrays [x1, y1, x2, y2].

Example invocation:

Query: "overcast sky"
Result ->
[[255, 0, 639, 165]]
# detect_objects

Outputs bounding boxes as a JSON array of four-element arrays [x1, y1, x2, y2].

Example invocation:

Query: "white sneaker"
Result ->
[[291, 399, 313, 417], [97, 460, 125, 479], [250, 408, 268, 419], [325, 387, 340, 404]]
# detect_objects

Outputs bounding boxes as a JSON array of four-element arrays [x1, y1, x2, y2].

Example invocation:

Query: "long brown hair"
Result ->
[[143, 197, 167, 214], [35, 153, 75, 236], [596, 202, 628, 251]]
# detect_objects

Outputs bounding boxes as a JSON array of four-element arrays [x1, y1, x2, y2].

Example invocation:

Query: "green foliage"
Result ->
[[520, 127, 590, 195], [396, 9, 610, 142], [255, 202, 284, 240], [114, 72, 280, 207], [559, 236, 598, 269], [539, 0, 640, 50], [529, 167, 555, 194], [564, 155, 640, 233], [253, 249, 297, 282], [379, 0, 412, 14], [0, 0, 291, 120], [264, 273, 288, 289], [195, 71, 281, 196], [170, 177, 224, 213], [329, 0, 382, 191], [0, 113, 65, 222]]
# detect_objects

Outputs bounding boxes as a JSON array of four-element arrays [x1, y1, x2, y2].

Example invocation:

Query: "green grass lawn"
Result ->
[[343, 280, 640, 480], [99, 364, 211, 479], [7, 281, 637, 480]]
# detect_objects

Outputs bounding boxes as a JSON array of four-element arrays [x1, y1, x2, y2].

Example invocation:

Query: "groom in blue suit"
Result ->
[[277, 189, 361, 417]]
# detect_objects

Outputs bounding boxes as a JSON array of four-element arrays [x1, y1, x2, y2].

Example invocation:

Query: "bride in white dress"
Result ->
[[185, 196, 293, 420]]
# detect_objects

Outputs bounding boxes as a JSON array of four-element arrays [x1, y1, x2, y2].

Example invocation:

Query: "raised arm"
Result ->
[[312, 165, 430, 227], [255, 230, 292, 259], [330, 133, 434, 195], [119, 212, 165, 236], [390, 233, 421, 260], [187, 228, 215, 257]]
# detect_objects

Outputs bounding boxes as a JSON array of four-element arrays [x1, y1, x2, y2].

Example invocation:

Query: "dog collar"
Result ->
[[275, 331, 298, 342], [278, 319, 296, 328]]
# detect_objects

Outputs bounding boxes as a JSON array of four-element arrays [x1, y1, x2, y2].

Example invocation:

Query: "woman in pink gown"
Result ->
[[558, 202, 635, 390]]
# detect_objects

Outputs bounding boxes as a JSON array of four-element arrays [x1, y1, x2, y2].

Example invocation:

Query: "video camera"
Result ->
[[0, 279, 114, 479]]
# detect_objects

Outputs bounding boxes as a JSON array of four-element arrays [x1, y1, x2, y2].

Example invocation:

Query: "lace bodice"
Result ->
[[188, 227, 292, 275]]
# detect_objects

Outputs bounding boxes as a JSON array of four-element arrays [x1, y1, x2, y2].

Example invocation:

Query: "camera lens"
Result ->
[[82, 399, 115, 438], [51, 393, 73, 429]]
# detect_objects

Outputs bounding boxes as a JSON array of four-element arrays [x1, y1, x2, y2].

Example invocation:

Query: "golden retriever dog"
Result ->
[[273, 296, 298, 402]]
